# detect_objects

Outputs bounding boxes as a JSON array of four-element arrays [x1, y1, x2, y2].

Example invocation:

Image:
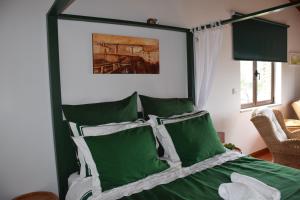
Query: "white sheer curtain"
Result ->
[[194, 23, 224, 109]]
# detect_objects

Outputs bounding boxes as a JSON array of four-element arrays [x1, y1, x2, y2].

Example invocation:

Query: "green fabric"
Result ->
[[62, 92, 138, 125], [139, 95, 194, 118], [119, 156, 300, 200], [84, 125, 169, 191], [232, 13, 288, 62], [164, 113, 225, 167]]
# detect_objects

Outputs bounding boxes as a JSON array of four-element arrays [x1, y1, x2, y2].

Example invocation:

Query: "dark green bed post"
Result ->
[[46, 15, 64, 199], [186, 31, 195, 104], [47, 1, 78, 199]]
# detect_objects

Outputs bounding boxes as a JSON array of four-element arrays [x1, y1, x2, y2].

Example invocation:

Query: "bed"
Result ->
[[61, 96, 300, 200], [47, 2, 300, 199], [67, 155, 300, 200]]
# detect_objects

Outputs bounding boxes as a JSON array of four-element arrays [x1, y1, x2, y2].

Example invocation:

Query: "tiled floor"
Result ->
[[253, 151, 272, 162], [252, 150, 300, 169], [257, 152, 272, 161]]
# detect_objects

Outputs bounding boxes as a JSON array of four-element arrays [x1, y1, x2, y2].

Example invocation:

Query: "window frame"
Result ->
[[241, 61, 275, 109]]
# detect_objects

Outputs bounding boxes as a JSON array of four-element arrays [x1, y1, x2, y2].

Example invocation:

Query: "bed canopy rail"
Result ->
[[46, 0, 300, 199], [190, 1, 300, 32]]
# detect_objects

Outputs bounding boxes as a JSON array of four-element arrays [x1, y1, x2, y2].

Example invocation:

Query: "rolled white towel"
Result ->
[[219, 182, 266, 200], [231, 172, 281, 200]]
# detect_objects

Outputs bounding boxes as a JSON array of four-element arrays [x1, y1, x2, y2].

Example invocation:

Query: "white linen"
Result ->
[[194, 22, 223, 109], [152, 122, 181, 164], [252, 107, 287, 141], [66, 151, 244, 200], [68, 172, 81, 188], [72, 136, 102, 196], [69, 121, 145, 137], [218, 172, 280, 200]]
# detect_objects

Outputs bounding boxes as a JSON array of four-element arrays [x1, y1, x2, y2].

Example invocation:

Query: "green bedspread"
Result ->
[[82, 156, 300, 200], [121, 156, 300, 200]]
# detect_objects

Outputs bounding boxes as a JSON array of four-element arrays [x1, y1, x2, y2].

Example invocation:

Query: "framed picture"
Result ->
[[92, 33, 159, 74], [288, 53, 300, 66]]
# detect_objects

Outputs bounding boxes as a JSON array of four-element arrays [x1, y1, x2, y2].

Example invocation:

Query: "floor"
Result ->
[[252, 150, 272, 162]]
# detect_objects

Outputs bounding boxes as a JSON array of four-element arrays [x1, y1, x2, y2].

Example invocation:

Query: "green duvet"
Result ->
[[84, 156, 300, 200]]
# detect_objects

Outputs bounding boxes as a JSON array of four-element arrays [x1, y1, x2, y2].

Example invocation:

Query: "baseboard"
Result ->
[[250, 148, 270, 157]]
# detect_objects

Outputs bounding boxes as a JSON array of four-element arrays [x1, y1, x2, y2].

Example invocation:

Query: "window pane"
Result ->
[[257, 61, 272, 102], [240, 61, 253, 105]]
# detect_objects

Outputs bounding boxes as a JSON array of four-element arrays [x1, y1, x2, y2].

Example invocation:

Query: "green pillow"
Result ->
[[83, 125, 169, 191], [160, 112, 225, 167], [139, 95, 194, 117], [63, 92, 138, 125]]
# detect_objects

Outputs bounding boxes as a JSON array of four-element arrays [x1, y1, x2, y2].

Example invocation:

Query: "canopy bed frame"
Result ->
[[46, 1, 300, 199]]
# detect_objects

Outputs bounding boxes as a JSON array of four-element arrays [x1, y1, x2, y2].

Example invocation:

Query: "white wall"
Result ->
[[1, 0, 300, 199], [0, 0, 57, 199], [58, 20, 188, 106]]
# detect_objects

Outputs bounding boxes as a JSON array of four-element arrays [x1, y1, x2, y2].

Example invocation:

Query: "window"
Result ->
[[240, 61, 275, 109]]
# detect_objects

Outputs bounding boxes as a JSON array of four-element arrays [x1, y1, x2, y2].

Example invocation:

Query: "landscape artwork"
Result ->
[[92, 33, 159, 74]]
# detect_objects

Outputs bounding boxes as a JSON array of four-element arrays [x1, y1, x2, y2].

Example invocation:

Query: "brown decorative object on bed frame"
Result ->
[[92, 33, 159, 74]]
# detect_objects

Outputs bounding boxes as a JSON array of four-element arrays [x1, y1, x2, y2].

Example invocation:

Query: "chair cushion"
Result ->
[[292, 100, 300, 119], [285, 119, 300, 128], [252, 107, 287, 141]]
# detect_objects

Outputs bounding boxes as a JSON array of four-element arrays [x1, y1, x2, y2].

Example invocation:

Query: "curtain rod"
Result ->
[[191, 1, 300, 31], [233, 12, 289, 28]]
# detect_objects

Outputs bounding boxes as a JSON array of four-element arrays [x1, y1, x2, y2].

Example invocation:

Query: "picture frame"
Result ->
[[92, 33, 160, 74], [288, 53, 300, 66]]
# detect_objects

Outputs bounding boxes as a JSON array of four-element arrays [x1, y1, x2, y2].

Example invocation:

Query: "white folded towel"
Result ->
[[218, 172, 281, 200], [219, 182, 266, 200]]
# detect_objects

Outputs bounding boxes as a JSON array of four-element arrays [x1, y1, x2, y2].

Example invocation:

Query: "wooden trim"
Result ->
[[271, 62, 275, 103], [250, 147, 270, 157], [253, 61, 258, 105], [256, 62, 275, 105], [241, 61, 275, 109], [241, 102, 255, 109], [59, 14, 189, 33]]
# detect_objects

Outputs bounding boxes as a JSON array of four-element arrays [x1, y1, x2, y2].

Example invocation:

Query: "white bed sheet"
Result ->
[[66, 151, 243, 200], [68, 172, 81, 188]]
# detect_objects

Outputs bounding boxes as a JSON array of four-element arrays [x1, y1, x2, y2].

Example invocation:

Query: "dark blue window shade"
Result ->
[[232, 14, 288, 62]]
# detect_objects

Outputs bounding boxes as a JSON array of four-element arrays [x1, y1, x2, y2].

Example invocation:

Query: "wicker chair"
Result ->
[[251, 108, 300, 167], [292, 100, 300, 119]]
